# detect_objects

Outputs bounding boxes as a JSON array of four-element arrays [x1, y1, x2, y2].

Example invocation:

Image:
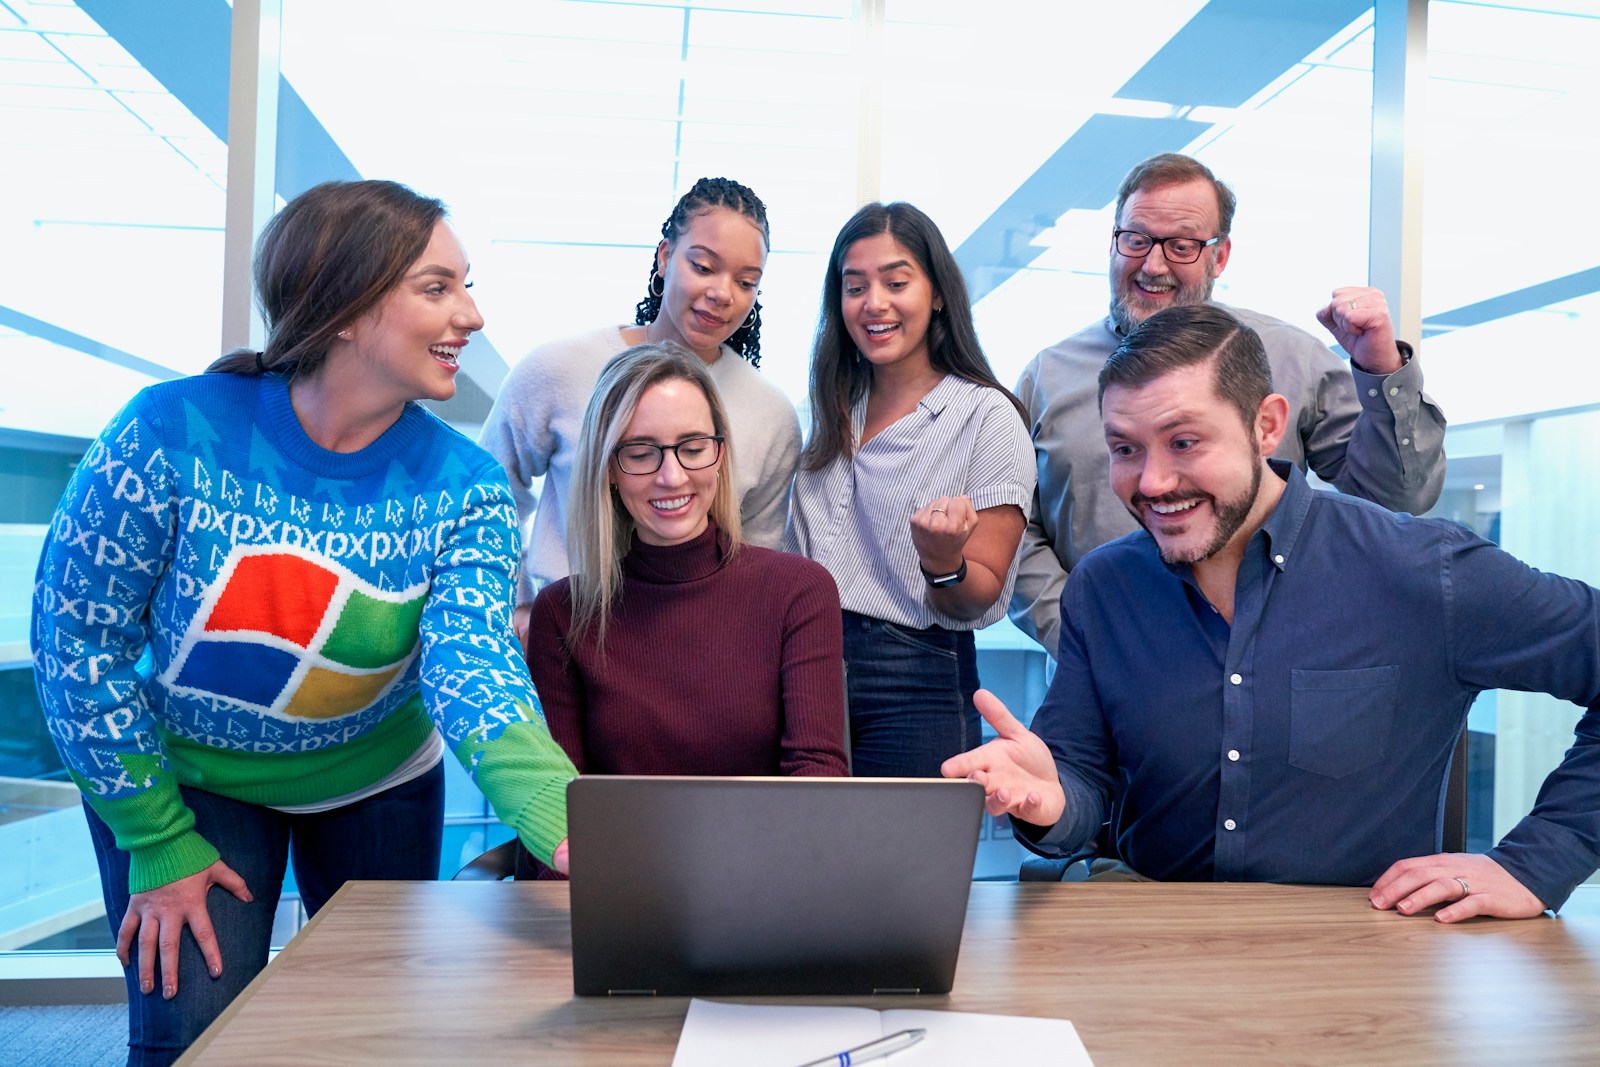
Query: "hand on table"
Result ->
[[552, 838, 570, 876], [118, 859, 253, 999], [1369, 852, 1547, 923], [941, 689, 1065, 826]]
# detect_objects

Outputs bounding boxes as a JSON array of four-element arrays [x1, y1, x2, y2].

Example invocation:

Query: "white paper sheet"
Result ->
[[670, 998, 1095, 1066]]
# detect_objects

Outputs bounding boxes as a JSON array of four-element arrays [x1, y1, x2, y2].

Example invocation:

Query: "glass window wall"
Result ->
[[6, 0, 1600, 966]]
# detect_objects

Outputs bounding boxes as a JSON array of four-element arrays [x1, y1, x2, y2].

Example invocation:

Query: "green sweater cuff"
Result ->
[[74, 764, 223, 893], [129, 831, 223, 895], [468, 719, 574, 864]]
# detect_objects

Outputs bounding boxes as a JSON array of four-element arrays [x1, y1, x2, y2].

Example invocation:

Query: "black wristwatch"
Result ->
[[920, 559, 968, 588]]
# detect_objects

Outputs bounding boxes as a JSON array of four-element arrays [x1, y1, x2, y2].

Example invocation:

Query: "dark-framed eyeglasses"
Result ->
[[612, 435, 724, 475], [1113, 229, 1222, 265]]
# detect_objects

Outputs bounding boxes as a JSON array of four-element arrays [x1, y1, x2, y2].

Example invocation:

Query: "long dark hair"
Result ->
[[208, 180, 445, 377], [632, 176, 770, 368], [800, 201, 1027, 470]]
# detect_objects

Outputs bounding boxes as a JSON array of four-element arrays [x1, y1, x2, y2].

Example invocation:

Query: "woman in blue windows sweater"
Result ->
[[31, 180, 575, 1066]]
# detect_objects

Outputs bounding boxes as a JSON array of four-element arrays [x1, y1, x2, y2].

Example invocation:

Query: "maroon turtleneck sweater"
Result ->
[[526, 523, 848, 778]]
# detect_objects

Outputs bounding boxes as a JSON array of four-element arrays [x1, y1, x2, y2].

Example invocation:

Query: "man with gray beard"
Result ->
[[1008, 153, 1447, 659]]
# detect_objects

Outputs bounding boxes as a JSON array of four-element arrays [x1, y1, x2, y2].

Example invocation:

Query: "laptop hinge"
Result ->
[[873, 987, 921, 995], [607, 989, 658, 996]]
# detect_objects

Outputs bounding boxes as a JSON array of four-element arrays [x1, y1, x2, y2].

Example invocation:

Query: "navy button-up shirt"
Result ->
[[1024, 461, 1600, 909]]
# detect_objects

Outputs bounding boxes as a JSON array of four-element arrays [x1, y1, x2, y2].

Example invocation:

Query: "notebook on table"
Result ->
[[566, 775, 985, 997]]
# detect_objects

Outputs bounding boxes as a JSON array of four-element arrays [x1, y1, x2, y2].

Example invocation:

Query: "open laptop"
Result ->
[[567, 775, 985, 996]]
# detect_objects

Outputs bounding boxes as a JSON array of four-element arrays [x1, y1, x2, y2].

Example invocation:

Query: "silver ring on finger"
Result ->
[[1455, 877, 1470, 897], [931, 507, 947, 514], [1348, 299, 1358, 311]]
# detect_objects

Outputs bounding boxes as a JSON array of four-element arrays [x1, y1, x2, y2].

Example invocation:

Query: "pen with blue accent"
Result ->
[[791, 1027, 926, 1067]]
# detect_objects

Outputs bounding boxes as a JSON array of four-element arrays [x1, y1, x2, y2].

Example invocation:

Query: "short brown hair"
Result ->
[[1098, 305, 1271, 431], [1114, 153, 1236, 238]]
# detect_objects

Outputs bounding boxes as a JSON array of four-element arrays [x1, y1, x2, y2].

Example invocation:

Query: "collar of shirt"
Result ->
[[849, 372, 958, 438]]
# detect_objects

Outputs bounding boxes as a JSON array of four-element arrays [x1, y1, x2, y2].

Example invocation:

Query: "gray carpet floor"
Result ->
[[0, 1004, 127, 1067]]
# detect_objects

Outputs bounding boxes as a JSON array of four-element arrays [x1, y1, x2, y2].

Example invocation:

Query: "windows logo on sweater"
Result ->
[[161, 544, 426, 720]]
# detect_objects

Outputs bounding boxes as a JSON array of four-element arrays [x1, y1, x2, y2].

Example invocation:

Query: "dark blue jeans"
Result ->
[[84, 761, 444, 1067], [842, 610, 981, 778]]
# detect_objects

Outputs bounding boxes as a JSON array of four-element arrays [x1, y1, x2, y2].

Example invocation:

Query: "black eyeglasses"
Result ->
[[1113, 229, 1222, 265], [613, 435, 724, 475]]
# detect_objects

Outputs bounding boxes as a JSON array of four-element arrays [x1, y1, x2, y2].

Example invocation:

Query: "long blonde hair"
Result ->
[[567, 342, 742, 648]]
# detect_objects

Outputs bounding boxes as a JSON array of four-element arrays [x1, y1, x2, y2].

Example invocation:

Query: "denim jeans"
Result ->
[[841, 610, 980, 778], [84, 761, 444, 1067]]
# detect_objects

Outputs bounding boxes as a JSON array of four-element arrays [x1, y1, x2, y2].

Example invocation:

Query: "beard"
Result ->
[[1109, 261, 1219, 335], [1131, 440, 1263, 566]]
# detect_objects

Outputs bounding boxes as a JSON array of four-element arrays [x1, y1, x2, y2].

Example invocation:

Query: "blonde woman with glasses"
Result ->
[[515, 343, 846, 874]]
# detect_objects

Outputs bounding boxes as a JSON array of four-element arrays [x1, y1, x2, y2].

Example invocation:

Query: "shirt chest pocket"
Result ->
[[1288, 666, 1399, 779]]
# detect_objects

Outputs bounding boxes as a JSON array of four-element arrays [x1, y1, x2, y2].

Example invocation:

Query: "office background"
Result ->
[[2, 0, 1598, 970]]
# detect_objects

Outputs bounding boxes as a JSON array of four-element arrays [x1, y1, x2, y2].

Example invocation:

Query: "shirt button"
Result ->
[[1401, 437, 1411, 445], [1367, 387, 1379, 398], [1389, 386, 1400, 396], [1230, 673, 1242, 685], [1273, 554, 1285, 565], [1224, 819, 1237, 831], [1228, 749, 1240, 761]]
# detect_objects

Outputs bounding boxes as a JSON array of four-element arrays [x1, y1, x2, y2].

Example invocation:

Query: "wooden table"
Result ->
[[178, 881, 1600, 1066]]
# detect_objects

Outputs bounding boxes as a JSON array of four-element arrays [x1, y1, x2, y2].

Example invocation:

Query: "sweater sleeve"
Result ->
[[477, 349, 557, 530], [738, 395, 801, 551], [525, 582, 589, 774], [30, 392, 221, 893], [422, 465, 576, 863], [477, 346, 562, 604], [777, 560, 849, 776]]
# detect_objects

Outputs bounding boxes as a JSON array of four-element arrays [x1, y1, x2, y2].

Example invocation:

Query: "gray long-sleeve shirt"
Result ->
[[1008, 307, 1447, 658]]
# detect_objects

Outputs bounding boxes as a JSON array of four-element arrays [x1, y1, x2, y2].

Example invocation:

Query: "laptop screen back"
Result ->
[[568, 776, 984, 996]]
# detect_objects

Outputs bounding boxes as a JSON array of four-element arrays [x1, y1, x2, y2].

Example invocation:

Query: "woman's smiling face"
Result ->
[[611, 378, 723, 547], [650, 207, 767, 363]]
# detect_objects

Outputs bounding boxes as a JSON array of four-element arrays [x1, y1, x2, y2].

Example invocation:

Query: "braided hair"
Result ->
[[633, 177, 770, 368]]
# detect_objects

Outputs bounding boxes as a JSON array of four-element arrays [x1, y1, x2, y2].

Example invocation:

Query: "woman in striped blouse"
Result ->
[[786, 202, 1036, 778]]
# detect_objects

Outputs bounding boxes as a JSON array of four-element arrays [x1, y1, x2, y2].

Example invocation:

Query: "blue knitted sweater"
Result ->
[[31, 373, 573, 892]]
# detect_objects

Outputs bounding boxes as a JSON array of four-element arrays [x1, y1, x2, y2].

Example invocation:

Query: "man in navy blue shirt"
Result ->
[[945, 304, 1600, 921]]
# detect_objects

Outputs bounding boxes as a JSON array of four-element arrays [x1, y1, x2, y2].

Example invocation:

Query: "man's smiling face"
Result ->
[[1108, 178, 1232, 335]]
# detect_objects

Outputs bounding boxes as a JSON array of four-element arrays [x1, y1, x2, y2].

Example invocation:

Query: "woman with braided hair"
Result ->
[[480, 177, 802, 640]]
